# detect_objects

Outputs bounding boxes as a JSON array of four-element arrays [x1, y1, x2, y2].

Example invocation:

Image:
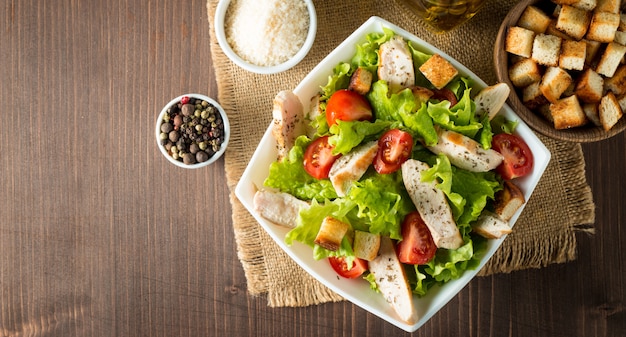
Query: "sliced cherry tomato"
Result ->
[[397, 212, 437, 265], [303, 136, 341, 180], [328, 256, 368, 279], [373, 129, 413, 174], [492, 133, 534, 180], [432, 88, 458, 106], [326, 89, 373, 126]]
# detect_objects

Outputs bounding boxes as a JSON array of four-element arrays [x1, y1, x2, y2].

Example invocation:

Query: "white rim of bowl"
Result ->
[[213, 0, 317, 75], [155, 94, 230, 168]]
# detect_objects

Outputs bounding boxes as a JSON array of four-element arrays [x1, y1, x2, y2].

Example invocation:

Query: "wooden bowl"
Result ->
[[494, 0, 626, 142]]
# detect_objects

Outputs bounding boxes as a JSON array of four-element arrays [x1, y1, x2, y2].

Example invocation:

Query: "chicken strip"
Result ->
[[401, 159, 463, 250], [272, 90, 306, 160], [427, 128, 504, 172], [328, 141, 378, 197], [253, 190, 309, 228], [378, 36, 415, 93]]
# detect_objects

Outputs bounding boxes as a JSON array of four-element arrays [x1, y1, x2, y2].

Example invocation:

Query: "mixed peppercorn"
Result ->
[[158, 96, 225, 165]]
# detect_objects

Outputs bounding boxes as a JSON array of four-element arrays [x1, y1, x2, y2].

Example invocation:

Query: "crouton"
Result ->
[[619, 13, 626, 31], [583, 38, 602, 66], [532, 33, 563, 66], [419, 54, 458, 89], [509, 58, 543, 87], [550, 95, 589, 128], [596, 42, 626, 76], [494, 180, 526, 222], [560, 39, 587, 70], [353, 230, 381, 261], [506, 26, 536, 58], [604, 64, 626, 96], [411, 86, 434, 103], [587, 11, 620, 42], [596, 0, 621, 13], [556, 5, 592, 40], [583, 102, 603, 126], [545, 21, 573, 40], [554, 0, 597, 10], [314, 216, 349, 251], [348, 67, 373, 95], [617, 93, 626, 112], [614, 30, 626, 44], [575, 68, 605, 102], [537, 102, 555, 122], [523, 81, 549, 109], [540, 66, 573, 103], [599, 91, 624, 130], [518, 5, 552, 33]]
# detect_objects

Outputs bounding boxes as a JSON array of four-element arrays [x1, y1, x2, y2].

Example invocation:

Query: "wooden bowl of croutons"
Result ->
[[495, 0, 626, 142]]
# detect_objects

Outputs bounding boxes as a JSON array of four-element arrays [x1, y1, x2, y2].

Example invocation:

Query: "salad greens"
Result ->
[[264, 28, 508, 296]]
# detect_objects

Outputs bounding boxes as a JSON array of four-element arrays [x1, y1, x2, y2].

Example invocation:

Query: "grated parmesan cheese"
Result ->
[[224, 0, 309, 67]]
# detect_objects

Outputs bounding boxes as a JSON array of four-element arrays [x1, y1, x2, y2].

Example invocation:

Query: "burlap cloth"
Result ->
[[206, 0, 595, 307]]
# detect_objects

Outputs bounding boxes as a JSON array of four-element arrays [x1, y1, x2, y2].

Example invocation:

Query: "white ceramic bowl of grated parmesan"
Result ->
[[214, 0, 316, 74]]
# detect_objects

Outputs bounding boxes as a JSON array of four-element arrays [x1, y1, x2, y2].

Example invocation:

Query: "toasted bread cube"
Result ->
[[559, 39, 587, 70], [575, 68, 605, 102], [546, 21, 575, 39], [509, 58, 543, 87], [419, 54, 458, 89], [523, 81, 549, 109], [550, 95, 588, 129], [583, 39, 603, 65], [554, 0, 597, 10], [617, 93, 626, 111], [314, 216, 349, 251], [348, 67, 373, 95], [494, 181, 526, 222], [605, 64, 626, 96], [518, 5, 552, 33], [537, 102, 555, 122], [532, 33, 562, 66], [583, 102, 603, 126], [614, 30, 626, 44], [599, 91, 624, 130], [596, 42, 626, 76], [595, 0, 621, 13], [619, 13, 626, 31], [540, 66, 573, 103], [412, 86, 434, 103], [353, 231, 381, 261], [555, 5, 591, 40], [587, 11, 620, 42], [506, 26, 536, 58]]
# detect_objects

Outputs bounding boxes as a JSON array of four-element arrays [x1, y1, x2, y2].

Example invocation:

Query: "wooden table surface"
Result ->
[[1, 1, 624, 336]]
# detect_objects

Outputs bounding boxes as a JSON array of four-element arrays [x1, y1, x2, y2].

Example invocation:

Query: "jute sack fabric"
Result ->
[[206, 0, 596, 307]]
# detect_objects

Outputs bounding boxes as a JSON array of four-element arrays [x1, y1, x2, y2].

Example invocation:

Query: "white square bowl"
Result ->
[[235, 16, 551, 332]]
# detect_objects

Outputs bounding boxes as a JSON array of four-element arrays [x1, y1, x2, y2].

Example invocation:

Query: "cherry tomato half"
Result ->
[[432, 88, 458, 106], [325, 89, 373, 127], [373, 129, 414, 174], [491, 133, 534, 180], [303, 136, 341, 180], [328, 256, 368, 279], [397, 212, 437, 265]]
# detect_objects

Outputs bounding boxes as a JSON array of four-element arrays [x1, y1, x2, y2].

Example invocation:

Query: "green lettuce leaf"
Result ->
[[328, 119, 392, 155]]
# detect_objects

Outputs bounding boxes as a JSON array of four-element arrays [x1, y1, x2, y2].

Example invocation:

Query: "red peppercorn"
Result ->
[[180, 96, 190, 105]]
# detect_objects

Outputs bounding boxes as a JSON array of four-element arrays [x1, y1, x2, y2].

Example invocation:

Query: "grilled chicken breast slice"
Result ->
[[368, 236, 417, 324], [378, 36, 415, 93], [253, 190, 309, 228], [328, 141, 378, 197], [272, 90, 306, 160], [427, 128, 504, 172], [401, 159, 464, 250]]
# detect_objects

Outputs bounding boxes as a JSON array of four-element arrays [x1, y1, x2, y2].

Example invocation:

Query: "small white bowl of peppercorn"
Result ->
[[156, 94, 230, 168]]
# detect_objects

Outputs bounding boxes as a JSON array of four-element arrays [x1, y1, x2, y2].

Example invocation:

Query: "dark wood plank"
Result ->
[[1, 0, 624, 336]]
